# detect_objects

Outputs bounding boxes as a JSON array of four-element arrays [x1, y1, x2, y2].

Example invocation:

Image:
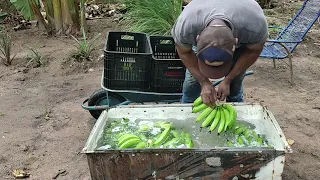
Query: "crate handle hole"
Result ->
[[165, 71, 183, 77], [121, 35, 134, 40], [160, 39, 174, 45]]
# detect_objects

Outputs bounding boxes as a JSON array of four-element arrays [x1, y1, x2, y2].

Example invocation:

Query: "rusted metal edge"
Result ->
[[263, 106, 293, 154], [110, 102, 259, 109], [85, 147, 285, 158]]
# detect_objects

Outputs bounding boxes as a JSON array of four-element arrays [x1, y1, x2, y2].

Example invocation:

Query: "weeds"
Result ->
[[121, 0, 183, 36], [70, 28, 101, 61], [25, 46, 44, 68], [0, 26, 15, 66]]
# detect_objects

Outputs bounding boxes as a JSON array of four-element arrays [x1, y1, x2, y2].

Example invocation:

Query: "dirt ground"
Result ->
[[0, 1, 320, 180]]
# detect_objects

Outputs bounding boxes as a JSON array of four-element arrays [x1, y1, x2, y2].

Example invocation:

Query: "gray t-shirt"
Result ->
[[171, 0, 268, 49]]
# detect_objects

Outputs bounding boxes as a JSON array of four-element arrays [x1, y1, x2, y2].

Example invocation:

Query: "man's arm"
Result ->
[[224, 41, 266, 84], [175, 43, 211, 86], [176, 43, 218, 106]]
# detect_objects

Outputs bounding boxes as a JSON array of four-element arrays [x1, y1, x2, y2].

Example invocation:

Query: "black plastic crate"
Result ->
[[150, 36, 186, 93], [103, 32, 153, 91]]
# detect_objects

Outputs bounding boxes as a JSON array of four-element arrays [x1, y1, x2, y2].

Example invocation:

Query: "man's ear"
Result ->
[[196, 35, 199, 42], [234, 38, 238, 45]]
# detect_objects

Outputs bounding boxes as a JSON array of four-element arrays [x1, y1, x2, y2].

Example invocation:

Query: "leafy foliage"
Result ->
[[121, 0, 183, 36], [0, 27, 15, 66], [10, 0, 40, 21], [71, 29, 101, 61], [25, 46, 44, 68]]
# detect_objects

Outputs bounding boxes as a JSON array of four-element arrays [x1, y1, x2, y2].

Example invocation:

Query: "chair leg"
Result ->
[[273, 59, 276, 69], [278, 42, 294, 84], [289, 55, 293, 84]]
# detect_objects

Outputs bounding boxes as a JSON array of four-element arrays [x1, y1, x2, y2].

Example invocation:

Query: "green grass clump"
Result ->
[[0, 26, 15, 66], [121, 0, 183, 36], [71, 29, 101, 61]]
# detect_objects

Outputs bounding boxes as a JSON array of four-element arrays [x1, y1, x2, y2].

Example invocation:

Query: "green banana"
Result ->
[[244, 129, 251, 138], [139, 134, 148, 142], [192, 103, 208, 113], [224, 104, 237, 128], [257, 136, 263, 145], [237, 136, 245, 145], [138, 124, 150, 132], [184, 133, 194, 148], [201, 108, 217, 127], [247, 136, 253, 144], [222, 107, 230, 131], [171, 130, 180, 138], [209, 107, 221, 132], [252, 131, 259, 140], [118, 134, 140, 146], [187, 140, 194, 148], [196, 107, 213, 122], [135, 141, 146, 148], [193, 96, 203, 107], [227, 141, 233, 147], [218, 108, 226, 134], [153, 127, 171, 146], [119, 138, 142, 149], [155, 121, 172, 129], [235, 126, 247, 135], [163, 138, 179, 147]]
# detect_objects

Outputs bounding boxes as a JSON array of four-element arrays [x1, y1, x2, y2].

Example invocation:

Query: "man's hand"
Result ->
[[217, 79, 231, 101], [201, 82, 217, 107]]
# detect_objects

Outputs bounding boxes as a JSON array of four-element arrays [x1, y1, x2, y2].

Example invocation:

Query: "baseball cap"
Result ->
[[196, 24, 235, 79]]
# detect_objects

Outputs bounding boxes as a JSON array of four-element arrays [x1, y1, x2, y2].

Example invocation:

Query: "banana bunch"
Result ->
[[192, 96, 237, 134], [226, 124, 271, 147], [115, 121, 195, 149]]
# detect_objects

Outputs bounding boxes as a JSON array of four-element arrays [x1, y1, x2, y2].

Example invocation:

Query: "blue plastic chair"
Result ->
[[260, 0, 320, 84]]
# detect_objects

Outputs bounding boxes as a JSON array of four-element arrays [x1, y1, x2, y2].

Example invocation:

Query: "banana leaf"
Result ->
[[10, 0, 40, 20], [0, 13, 8, 23]]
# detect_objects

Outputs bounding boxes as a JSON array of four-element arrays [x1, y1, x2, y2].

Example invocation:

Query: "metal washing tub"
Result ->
[[82, 103, 292, 180]]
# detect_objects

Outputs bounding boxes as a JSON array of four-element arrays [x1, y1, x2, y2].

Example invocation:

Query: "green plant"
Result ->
[[0, 27, 15, 66], [25, 46, 44, 68], [10, 0, 40, 21], [70, 29, 101, 61], [121, 0, 183, 36]]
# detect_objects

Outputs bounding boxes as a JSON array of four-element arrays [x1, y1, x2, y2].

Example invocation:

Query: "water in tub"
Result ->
[[96, 117, 271, 150]]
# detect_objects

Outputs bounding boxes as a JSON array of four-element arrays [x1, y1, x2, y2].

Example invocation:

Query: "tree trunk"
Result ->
[[60, 0, 74, 34], [43, 0, 55, 31], [53, 0, 62, 34], [80, 0, 87, 32], [71, 0, 80, 31], [29, 0, 52, 34]]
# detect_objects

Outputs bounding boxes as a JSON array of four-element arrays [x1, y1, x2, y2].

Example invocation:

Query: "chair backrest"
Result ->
[[276, 0, 320, 52]]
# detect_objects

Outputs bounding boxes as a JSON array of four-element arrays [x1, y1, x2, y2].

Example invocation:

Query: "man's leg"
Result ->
[[181, 45, 201, 104], [226, 71, 245, 102], [181, 69, 201, 103], [226, 45, 248, 103]]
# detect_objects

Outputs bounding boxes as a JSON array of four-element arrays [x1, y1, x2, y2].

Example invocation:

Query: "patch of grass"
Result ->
[[0, 26, 15, 66], [70, 29, 101, 61], [121, 0, 183, 36], [25, 46, 45, 68]]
